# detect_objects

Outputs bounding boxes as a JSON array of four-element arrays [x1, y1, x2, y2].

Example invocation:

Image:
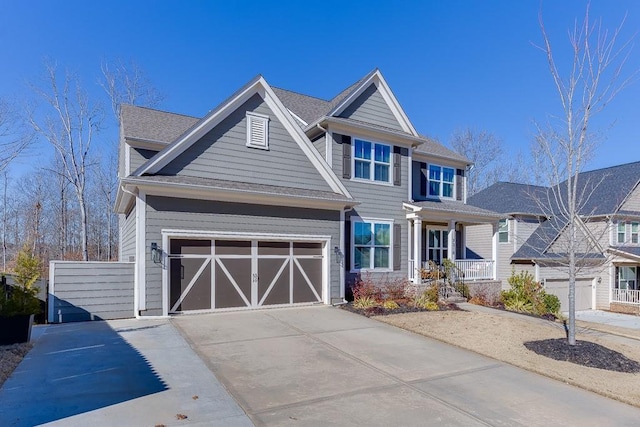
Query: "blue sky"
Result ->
[[1, 0, 639, 174]]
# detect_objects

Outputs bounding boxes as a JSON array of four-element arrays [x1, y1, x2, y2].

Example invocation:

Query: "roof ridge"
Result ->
[[271, 86, 331, 103], [121, 103, 200, 119], [580, 159, 640, 175]]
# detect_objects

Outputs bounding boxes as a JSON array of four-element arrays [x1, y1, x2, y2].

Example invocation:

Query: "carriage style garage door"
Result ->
[[544, 278, 594, 312], [169, 239, 324, 313]]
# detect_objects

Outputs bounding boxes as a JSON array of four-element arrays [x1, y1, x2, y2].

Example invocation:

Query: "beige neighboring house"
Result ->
[[466, 161, 640, 314]]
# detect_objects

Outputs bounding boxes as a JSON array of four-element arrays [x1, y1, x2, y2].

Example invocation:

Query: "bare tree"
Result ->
[[100, 58, 163, 120], [532, 5, 635, 345], [28, 62, 102, 261], [450, 128, 529, 194], [0, 99, 31, 172]]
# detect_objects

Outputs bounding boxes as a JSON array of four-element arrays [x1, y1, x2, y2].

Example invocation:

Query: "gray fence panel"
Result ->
[[49, 261, 135, 323]]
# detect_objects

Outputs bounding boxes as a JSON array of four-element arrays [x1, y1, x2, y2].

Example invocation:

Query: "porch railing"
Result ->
[[454, 259, 495, 281], [408, 259, 494, 281], [612, 289, 640, 304]]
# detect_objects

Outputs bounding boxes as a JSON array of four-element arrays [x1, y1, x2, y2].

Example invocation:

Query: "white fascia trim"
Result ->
[[162, 229, 333, 242], [125, 143, 131, 176], [125, 179, 355, 210], [287, 108, 308, 127], [135, 192, 147, 313], [329, 70, 418, 137], [261, 82, 353, 198], [136, 76, 263, 176]]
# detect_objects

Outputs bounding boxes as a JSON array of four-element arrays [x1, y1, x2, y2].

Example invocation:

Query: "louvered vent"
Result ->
[[246, 112, 269, 150]]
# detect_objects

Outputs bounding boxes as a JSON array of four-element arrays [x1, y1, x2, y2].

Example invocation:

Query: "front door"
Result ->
[[427, 229, 448, 265]]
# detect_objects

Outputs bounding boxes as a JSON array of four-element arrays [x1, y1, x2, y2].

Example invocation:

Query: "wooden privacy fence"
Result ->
[[48, 261, 135, 323]]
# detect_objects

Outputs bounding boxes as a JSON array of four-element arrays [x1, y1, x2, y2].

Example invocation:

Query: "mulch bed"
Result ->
[[524, 339, 640, 373], [340, 301, 462, 317], [0, 343, 33, 387]]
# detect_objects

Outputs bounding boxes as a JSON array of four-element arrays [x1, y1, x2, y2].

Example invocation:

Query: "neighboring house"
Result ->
[[467, 162, 640, 314], [115, 69, 502, 318]]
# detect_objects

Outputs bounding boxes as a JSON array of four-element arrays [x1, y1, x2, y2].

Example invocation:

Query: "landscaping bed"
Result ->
[[0, 342, 32, 388]]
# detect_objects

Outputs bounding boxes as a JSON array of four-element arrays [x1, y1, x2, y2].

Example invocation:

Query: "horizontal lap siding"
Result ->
[[51, 262, 135, 322], [339, 84, 403, 131], [144, 196, 341, 314], [332, 134, 408, 287], [159, 94, 331, 193], [120, 209, 136, 262], [465, 224, 493, 260], [312, 135, 326, 160], [129, 147, 158, 173]]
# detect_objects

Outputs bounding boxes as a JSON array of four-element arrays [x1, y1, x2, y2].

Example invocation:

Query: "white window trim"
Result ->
[[246, 112, 270, 150], [350, 217, 394, 272], [351, 137, 393, 186], [617, 221, 626, 244], [498, 218, 510, 243], [426, 163, 456, 200], [631, 222, 639, 244]]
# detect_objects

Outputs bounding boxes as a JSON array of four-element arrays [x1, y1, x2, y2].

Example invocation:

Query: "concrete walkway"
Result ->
[[174, 306, 640, 426], [0, 319, 252, 427], [575, 309, 640, 330]]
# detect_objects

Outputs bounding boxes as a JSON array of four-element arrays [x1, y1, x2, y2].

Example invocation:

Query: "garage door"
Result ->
[[169, 239, 324, 313], [544, 278, 593, 312]]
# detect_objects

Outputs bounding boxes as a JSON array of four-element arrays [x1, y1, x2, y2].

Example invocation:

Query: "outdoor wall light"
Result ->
[[150, 242, 162, 264], [334, 246, 344, 265]]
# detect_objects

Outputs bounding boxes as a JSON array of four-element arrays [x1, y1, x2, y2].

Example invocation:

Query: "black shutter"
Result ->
[[393, 223, 401, 271], [456, 169, 464, 201], [420, 162, 427, 196], [393, 146, 402, 186], [342, 135, 351, 179]]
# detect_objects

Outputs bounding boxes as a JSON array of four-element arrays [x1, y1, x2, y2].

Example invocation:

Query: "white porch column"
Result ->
[[492, 222, 498, 280], [413, 218, 423, 283], [448, 220, 456, 261]]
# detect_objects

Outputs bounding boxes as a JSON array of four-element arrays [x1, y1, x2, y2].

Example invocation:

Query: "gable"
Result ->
[[338, 83, 404, 131], [620, 182, 640, 212], [158, 93, 333, 193]]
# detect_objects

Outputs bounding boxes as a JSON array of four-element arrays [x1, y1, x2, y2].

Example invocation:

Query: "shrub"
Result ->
[[382, 300, 400, 310], [353, 296, 378, 309], [468, 294, 488, 306], [352, 272, 382, 302], [423, 284, 439, 304], [382, 277, 409, 301], [0, 247, 42, 317], [500, 271, 560, 317], [543, 293, 561, 315], [414, 286, 440, 310]]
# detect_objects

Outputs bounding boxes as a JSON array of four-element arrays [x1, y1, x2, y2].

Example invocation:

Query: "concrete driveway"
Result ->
[[174, 306, 640, 426]]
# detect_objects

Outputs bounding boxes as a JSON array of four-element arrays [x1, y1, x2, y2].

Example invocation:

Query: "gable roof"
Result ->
[[120, 104, 199, 145], [468, 182, 548, 216], [133, 75, 352, 198], [413, 136, 470, 164]]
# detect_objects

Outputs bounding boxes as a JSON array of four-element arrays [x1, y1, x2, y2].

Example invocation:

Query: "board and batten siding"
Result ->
[[49, 261, 135, 323], [120, 209, 136, 262], [331, 133, 409, 285], [143, 196, 341, 316], [338, 84, 403, 131], [159, 93, 331, 193]]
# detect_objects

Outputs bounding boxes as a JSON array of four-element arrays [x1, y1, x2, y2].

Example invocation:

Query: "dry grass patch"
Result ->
[[377, 310, 640, 408]]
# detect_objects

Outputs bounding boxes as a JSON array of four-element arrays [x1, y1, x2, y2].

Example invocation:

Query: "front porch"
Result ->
[[404, 200, 503, 284]]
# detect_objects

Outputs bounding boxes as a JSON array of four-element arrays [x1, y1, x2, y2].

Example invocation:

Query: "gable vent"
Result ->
[[246, 112, 269, 150]]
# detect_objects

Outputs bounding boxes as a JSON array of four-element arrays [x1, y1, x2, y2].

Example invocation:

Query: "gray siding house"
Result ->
[[116, 70, 501, 318], [467, 162, 640, 314]]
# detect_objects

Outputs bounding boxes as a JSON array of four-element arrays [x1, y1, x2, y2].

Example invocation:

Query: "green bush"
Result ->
[[500, 271, 560, 317], [0, 247, 42, 317], [353, 296, 378, 309]]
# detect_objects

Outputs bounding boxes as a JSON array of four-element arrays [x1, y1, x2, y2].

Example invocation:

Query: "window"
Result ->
[[353, 139, 391, 183], [618, 222, 626, 244], [352, 220, 391, 270], [428, 164, 454, 198], [246, 112, 269, 150], [428, 229, 448, 265], [632, 222, 639, 244], [498, 219, 509, 243], [616, 266, 638, 291]]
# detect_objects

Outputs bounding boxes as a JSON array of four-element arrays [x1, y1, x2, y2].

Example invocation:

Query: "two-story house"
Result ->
[[115, 69, 501, 317], [467, 162, 640, 314]]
